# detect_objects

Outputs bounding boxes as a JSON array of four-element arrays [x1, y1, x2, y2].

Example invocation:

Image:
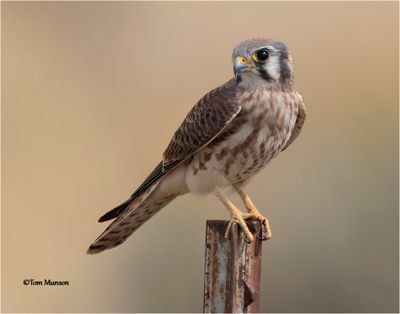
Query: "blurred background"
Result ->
[[2, 2, 398, 313]]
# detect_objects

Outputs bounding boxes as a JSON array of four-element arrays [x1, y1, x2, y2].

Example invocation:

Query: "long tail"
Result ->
[[87, 188, 176, 254], [87, 162, 178, 254]]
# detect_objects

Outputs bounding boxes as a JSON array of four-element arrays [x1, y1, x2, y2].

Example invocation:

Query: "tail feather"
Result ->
[[88, 160, 185, 254], [87, 195, 175, 254], [87, 181, 176, 254], [97, 162, 167, 223], [98, 198, 132, 222]]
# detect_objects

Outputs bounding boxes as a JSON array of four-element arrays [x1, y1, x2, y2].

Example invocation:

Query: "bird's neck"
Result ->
[[235, 73, 293, 92]]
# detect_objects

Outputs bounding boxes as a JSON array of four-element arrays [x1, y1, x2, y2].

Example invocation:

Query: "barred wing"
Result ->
[[163, 79, 241, 168]]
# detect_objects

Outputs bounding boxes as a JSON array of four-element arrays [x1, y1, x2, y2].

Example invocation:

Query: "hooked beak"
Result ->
[[234, 56, 253, 73]]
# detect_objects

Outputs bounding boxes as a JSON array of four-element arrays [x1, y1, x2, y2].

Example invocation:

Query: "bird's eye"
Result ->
[[252, 49, 269, 63]]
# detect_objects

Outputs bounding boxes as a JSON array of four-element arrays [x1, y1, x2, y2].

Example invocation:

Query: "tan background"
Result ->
[[2, 1, 398, 313]]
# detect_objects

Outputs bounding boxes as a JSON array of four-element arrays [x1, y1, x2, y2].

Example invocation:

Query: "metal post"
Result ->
[[203, 220, 264, 313]]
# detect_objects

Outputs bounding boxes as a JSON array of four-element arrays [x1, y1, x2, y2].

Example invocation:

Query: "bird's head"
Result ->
[[232, 38, 294, 89]]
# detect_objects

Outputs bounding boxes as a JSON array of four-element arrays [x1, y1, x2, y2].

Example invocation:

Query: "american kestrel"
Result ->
[[88, 38, 306, 254]]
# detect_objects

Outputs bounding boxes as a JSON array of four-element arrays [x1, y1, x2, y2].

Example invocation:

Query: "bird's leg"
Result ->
[[234, 185, 271, 240], [214, 188, 254, 242]]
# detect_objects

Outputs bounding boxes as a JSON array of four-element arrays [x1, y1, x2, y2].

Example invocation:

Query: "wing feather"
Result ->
[[163, 79, 241, 165], [282, 100, 306, 151], [97, 79, 241, 223]]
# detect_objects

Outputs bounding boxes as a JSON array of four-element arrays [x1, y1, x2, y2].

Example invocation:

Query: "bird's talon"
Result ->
[[242, 213, 272, 241], [224, 217, 254, 242], [224, 219, 236, 240], [257, 233, 265, 240], [257, 222, 270, 241], [256, 220, 267, 240]]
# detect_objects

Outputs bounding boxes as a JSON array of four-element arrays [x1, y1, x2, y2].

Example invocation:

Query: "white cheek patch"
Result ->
[[265, 55, 281, 80]]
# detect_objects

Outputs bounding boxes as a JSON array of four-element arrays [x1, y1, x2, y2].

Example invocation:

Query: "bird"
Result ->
[[87, 38, 306, 254]]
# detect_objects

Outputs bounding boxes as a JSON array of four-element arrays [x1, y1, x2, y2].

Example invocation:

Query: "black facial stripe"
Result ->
[[257, 67, 273, 81], [279, 53, 291, 83]]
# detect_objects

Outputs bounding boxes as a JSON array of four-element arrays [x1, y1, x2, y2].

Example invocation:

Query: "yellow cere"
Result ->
[[237, 56, 248, 65]]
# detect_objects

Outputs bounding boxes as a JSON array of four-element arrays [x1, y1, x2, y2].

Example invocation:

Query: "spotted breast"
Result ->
[[185, 87, 303, 194]]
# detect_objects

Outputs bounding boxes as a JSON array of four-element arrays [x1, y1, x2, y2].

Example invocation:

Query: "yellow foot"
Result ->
[[214, 188, 254, 242], [224, 214, 255, 242], [242, 212, 272, 240], [234, 185, 272, 240]]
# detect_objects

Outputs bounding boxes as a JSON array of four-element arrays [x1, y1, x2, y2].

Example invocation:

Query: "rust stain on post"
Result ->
[[203, 220, 264, 313]]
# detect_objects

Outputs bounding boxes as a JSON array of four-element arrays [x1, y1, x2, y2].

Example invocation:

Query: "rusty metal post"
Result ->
[[203, 220, 264, 313]]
